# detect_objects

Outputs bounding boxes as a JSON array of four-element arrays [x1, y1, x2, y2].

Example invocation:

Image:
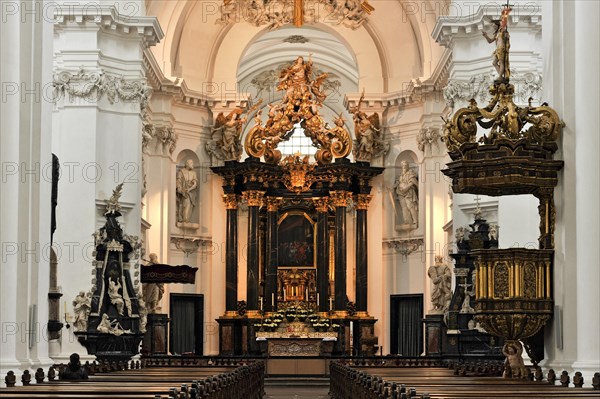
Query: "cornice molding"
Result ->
[[432, 5, 542, 47], [54, 5, 164, 47]]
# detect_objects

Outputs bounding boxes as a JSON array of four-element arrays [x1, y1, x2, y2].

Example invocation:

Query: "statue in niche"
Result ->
[[394, 160, 419, 228], [176, 159, 198, 225], [142, 253, 165, 314], [212, 109, 246, 161], [352, 93, 383, 162], [72, 291, 91, 332], [428, 255, 452, 313], [108, 278, 125, 316], [482, 6, 512, 81]]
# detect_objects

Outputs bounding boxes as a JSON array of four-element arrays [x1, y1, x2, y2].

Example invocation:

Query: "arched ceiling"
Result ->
[[146, 0, 448, 94]]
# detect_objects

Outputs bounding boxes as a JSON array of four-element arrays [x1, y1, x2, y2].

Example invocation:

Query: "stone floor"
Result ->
[[264, 386, 330, 399]]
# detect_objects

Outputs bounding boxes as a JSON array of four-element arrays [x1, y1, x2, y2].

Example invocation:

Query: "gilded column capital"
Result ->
[[312, 197, 330, 213], [266, 197, 283, 212], [222, 194, 240, 210], [329, 191, 352, 208], [243, 190, 265, 207], [355, 194, 373, 210]]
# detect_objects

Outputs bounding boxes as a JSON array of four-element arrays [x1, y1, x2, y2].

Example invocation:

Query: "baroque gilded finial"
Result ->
[[442, 4, 564, 156], [105, 183, 124, 215]]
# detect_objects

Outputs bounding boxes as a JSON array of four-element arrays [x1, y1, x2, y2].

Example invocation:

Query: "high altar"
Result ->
[[211, 56, 383, 356]]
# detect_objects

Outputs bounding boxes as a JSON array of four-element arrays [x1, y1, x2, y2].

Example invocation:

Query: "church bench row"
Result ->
[[330, 363, 600, 399], [2, 363, 264, 399]]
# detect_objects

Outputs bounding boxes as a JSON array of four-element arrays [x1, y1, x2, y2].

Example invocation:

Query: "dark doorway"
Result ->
[[390, 294, 423, 356], [170, 294, 204, 355]]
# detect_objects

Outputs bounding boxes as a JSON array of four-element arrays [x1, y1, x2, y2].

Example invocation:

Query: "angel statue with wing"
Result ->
[[212, 108, 247, 161], [352, 93, 384, 162]]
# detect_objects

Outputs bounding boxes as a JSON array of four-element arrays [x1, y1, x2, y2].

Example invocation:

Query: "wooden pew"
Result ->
[[330, 362, 600, 399], [4, 361, 265, 399]]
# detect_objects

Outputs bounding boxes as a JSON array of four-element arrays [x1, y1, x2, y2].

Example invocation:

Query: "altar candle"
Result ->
[[317, 293, 320, 306], [271, 293, 275, 307], [329, 297, 333, 311], [305, 288, 308, 300], [259, 297, 263, 311]]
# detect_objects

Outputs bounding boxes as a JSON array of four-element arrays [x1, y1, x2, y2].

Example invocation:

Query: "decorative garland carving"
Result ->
[[244, 56, 352, 166], [384, 239, 424, 257], [53, 68, 151, 110], [170, 236, 211, 257]]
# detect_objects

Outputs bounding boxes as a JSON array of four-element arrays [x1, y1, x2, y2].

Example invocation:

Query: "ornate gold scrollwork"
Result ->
[[280, 154, 316, 194], [266, 197, 283, 212], [243, 190, 265, 207], [312, 197, 330, 213], [329, 191, 352, 208], [442, 21, 564, 155], [222, 194, 240, 210], [243, 57, 352, 165], [355, 194, 372, 210]]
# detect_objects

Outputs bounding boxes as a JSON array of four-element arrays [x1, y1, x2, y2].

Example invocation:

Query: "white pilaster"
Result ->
[[572, 0, 600, 382], [51, 2, 162, 360], [0, 0, 54, 377]]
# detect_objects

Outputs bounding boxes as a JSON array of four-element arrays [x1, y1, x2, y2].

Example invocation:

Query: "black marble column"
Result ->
[[265, 197, 281, 312], [355, 194, 371, 313], [314, 198, 330, 313], [331, 191, 349, 312], [245, 191, 264, 313], [224, 194, 239, 314]]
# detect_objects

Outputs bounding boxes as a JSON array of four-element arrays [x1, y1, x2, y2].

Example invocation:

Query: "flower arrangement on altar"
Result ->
[[254, 318, 278, 331]]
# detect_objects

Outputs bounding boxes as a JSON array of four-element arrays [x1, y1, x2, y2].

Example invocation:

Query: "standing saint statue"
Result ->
[[428, 255, 452, 313], [142, 253, 165, 314], [72, 291, 91, 331], [395, 160, 419, 228], [176, 159, 198, 225]]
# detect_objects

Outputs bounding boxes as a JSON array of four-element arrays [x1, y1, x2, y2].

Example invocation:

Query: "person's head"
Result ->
[[149, 253, 158, 263], [69, 353, 80, 366], [400, 160, 409, 171], [185, 159, 194, 169]]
